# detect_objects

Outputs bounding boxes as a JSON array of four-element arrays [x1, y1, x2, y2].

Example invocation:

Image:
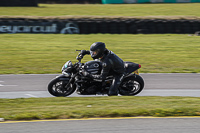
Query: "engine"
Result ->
[[74, 60, 102, 95]]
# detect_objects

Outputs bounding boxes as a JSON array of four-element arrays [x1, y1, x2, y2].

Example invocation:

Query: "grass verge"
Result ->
[[0, 34, 200, 74], [0, 96, 200, 121], [0, 4, 200, 19]]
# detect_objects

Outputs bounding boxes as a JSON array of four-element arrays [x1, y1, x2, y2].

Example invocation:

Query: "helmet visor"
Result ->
[[90, 50, 98, 57]]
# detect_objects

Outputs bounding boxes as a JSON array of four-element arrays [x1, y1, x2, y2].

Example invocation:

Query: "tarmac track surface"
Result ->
[[0, 73, 200, 98], [1, 74, 200, 132], [1, 117, 200, 133]]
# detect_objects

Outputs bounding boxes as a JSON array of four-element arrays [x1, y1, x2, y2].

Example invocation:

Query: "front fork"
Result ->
[[58, 74, 77, 90]]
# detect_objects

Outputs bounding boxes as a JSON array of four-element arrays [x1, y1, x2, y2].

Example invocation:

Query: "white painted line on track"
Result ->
[[0, 80, 18, 87], [0, 84, 18, 87], [25, 94, 38, 98]]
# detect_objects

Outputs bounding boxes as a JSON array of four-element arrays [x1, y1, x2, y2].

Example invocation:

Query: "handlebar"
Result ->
[[76, 50, 83, 66], [76, 54, 83, 60]]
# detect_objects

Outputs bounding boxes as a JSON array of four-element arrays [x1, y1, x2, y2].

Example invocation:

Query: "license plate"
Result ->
[[134, 70, 139, 75]]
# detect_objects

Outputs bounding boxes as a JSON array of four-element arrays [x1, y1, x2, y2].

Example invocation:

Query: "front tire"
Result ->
[[119, 74, 144, 96], [48, 77, 75, 97]]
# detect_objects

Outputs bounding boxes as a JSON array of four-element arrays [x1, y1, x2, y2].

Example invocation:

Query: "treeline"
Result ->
[[39, 0, 101, 4], [0, 0, 101, 7], [0, 0, 38, 6]]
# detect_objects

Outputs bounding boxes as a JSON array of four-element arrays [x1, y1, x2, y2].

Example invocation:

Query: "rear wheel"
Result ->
[[119, 74, 144, 96], [48, 78, 75, 97]]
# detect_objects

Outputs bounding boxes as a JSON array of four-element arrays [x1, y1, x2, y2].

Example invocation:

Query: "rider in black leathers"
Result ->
[[78, 42, 125, 96]]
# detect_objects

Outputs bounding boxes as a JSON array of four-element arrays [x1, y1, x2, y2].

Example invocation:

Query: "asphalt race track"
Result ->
[[1, 73, 200, 133], [0, 73, 200, 98], [1, 117, 200, 133]]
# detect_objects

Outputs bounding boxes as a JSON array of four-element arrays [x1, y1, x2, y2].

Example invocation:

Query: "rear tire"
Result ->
[[119, 74, 144, 96], [48, 77, 76, 97]]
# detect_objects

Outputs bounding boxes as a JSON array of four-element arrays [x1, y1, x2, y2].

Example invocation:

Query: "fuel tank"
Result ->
[[84, 60, 102, 74]]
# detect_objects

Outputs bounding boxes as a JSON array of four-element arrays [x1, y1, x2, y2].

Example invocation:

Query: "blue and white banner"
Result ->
[[0, 22, 79, 34]]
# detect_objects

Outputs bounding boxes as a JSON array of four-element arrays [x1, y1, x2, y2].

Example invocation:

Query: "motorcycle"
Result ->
[[48, 50, 144, 97]]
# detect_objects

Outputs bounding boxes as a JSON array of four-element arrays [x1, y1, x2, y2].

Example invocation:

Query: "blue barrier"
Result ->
[[102, 0, 123, 4], [102, 0, 200, 3], [0, 18, 200, 34]]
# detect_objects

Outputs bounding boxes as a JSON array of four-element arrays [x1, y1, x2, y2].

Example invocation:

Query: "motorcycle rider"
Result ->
[[78, 42, 125, 96]]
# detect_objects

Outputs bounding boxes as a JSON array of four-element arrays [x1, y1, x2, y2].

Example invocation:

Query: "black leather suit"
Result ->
[[83, 50, 125, 95]]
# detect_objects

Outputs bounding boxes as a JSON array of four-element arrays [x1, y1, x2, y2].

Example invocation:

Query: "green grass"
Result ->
[[1, 34, 200, 74], [0, 4, 200, 18], [0, 96, 200, 120]]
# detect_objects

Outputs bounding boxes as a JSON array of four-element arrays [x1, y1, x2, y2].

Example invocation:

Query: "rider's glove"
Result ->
[[80, 50, 90, 56], [76, 50, 89, 60], [76, 54, 83, 60], [80, 50, 87, 55]]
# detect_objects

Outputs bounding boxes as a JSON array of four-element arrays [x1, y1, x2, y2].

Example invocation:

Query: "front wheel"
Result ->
[[48, 77, 76, 97], [119, 74, 144, 96]]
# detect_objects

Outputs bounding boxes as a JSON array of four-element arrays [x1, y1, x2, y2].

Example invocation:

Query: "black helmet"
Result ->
[[90, 42, 106, 59]]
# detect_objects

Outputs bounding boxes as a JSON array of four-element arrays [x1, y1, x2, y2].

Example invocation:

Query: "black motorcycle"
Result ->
[[48, 51, 144, 97]]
